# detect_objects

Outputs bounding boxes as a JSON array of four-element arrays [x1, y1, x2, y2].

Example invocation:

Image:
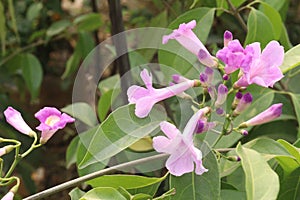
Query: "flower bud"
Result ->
[[4, 107, 35, 137], [1, 191, 14, 200], [239, 103, 282, 127], [231, 92, 243, 109], [224, 30, 233, 47], [198, 49, 218, 67], [233, 92, 253, 116], [0, 145, 15, 157], [215, 84, 228, 107]]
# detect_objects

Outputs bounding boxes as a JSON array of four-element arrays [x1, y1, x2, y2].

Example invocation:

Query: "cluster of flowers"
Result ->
[[127, 20, 284, 176], [1, 107, 74, 200]]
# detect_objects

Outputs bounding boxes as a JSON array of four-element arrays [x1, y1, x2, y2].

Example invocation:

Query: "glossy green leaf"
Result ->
[[0, 2, 6, 56], [169, 143, 220, 200], [261, 0, 286, 11], [74, 13, 102, 32], [79, 187, 127, 200], [78, 104, 166, 168], [244, 8, 275, 48], [244, 138, 292, 160], [158, 8, 215, 77], [46, 20, 71, 37], [259, 2, 282, 39], [62, 102, 98, 127], [26, 2, 43, 21], [221, 190, 246, 200], [21, 53, 43, 99], [66, 135, 80, 169], [87, 174, 167, 196], [277, 139, 300, 163], [280, 44, 300, 73], [236, 143, 280, 200], [76, 31, 95, 58], [216, 0, 246, 16], [61, 52, 81, 79], [278, 168, 300, 200], [279, 23, 293, 50], [69, 187, 85, 200]]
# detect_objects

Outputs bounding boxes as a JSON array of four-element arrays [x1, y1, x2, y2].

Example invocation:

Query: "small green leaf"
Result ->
[[236, 143, 280, 200], [278, 168, 300, 200], [62, 102, 98, 127], [79, 187, 127, 200], [69, 187, 85, 200], [98, 89, 120, 122], [128, 136, 153, 152], [288, 93, 300, 136], [216, 0, 246, 16], [87, 174, 167, 196], [244, 8, 275, 48], [61, 52, 81, 79], [78, 104, 166, 168], [169, 142, 220, 200], [98, 74, 120, 94], [46, 20, 71, 37], [221, 190, 246, 200], [76, 31, 95, 58], [277, 139, 300, 163], [280, 44, 300, 73], [66, 136, 80, 169], [21, 53, 43, 100], [74, 13, 102, 32], [26, 2, 43, 21]]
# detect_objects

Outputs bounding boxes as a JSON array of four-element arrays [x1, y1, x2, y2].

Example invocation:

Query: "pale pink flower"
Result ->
[[35, 107, 75, 144], [127, 69, 195, 118], [4, 107, 34, 136], [1, 191, 14, 200], [162, 20, 217, 67], [152, 108, 210, 176], [239, 103, 282, 127], [235, 41, 284, 88]]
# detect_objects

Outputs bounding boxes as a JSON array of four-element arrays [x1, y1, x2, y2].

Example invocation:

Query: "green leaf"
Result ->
[[79, 187, 127, 200], [280, 44, 300, 73], [21, 53, 43, 100], [78, 104, 166, 168], [8, 0, 19, 41], [244, 8, 275, 48], [288, 93, 300, 136], [76, 31, 95, 58], [74, 13, 102, 32], [0, 1, 6, 56], [244, 138, 292, 160], [46, 20, 71, 37], [216, 0, 246, 16], [277, 139, 300, 163], [259, 2, 282, 39], [261, 0, 286, 11], [169, 142, 220, 200], [278, 168, 300, 200], [26, 2, 43, 21], [66, 136, 80, 169], [158, 8, 215, 77], [69, 187, 85, 200], [62, 102, 98, 127], [279, 23, 293, 50], [98, 74, 120, 94], [236, 143, 280, 200], [87, 174, 167, 196], [221, 190, 246, 200], [61, 52, 81, 79]]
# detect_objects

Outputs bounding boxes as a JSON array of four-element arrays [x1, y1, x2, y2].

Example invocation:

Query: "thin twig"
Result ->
[[225, 0, 248, 32], [23, 154, 168, 200]]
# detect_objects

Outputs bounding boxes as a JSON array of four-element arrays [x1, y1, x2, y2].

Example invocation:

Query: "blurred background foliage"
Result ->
[[0, 0, 299, 199]]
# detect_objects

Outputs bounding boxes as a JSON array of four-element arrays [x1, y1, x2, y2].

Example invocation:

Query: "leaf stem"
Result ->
[[23, 153, 169, 200]]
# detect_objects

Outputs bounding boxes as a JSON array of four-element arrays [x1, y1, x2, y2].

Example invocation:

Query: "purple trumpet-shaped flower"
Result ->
[[233, 92, 253, 116], [4, 107, 35, 137], [196, 119, 216, 134], [1, 191, 14, 200], [215, 84, 228, 107], [162, 20, 217, 67], [35, 107, 75, 144], [216, 39, 255, 74], [152, 107, 210, 176], [223, 30, 233, 47], [234, 41, 284, 88], [127, 69, 196, 118], [239, 103, 283, 127]]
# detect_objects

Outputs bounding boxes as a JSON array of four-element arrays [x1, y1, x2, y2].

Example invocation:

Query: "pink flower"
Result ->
[[215, 84, 228, 108], [233, 92, 253, 116], [162, 20, 217, 67], [239, 103, 282, 127], [127, 69, 195, 118], [235, 41, 284, 88], [1, 191, 14, 200], [216, 39, 255, 74], [152, 108, 210, 176], [223, 30, 233, 47], [35, 107, 75, 144], [4, 107, 34, 136]]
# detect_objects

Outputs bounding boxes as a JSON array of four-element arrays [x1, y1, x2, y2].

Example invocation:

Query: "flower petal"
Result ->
[[159, 121, 180, 139], [127, 85, 150, 103], [140, 69, 153, 89], [134, 97, 157, 118], [152, 136, 173, 154], [166, 148, 194, 176]]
